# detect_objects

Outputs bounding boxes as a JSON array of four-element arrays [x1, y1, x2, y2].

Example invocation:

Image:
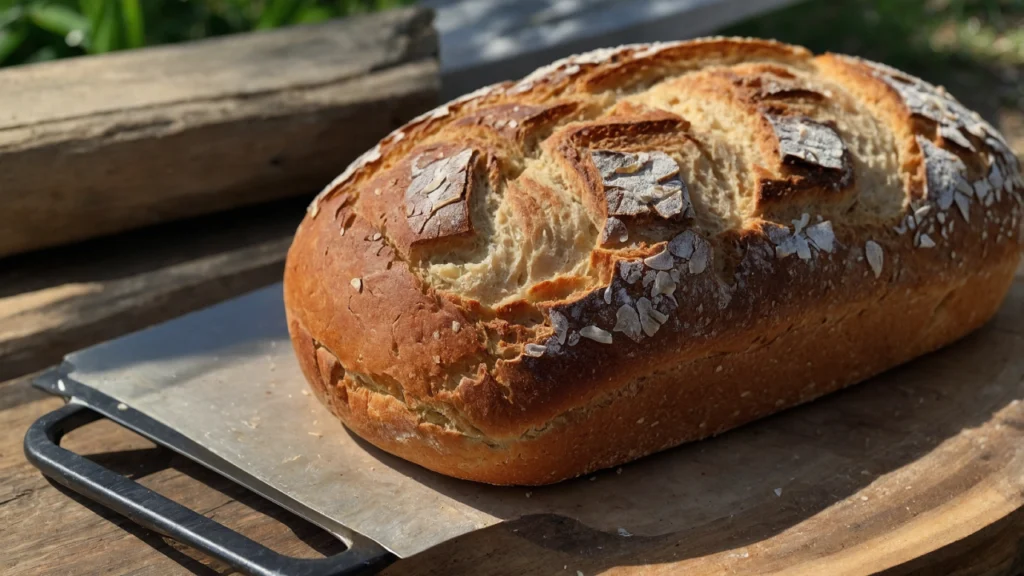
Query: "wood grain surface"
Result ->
[[0, 198, 303, 383], [1, 267, 1022, 575], [0, 6, 438, 258]]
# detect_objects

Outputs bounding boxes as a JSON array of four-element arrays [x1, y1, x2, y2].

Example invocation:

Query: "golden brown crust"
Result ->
[[285, 37, 1024, 485]]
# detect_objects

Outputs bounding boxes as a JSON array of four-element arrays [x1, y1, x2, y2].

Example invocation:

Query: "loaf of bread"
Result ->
[[284, 38, 1023, 485]]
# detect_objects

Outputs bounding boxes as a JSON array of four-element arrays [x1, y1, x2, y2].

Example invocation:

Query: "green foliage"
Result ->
[[0, 0, 415, 67]]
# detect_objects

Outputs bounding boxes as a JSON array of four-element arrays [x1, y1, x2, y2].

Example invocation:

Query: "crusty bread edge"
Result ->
[[286, 223, 1021, 484]]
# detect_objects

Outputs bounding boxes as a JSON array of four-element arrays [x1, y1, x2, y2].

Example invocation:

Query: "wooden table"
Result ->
[[2, 198, 1024, 575], [2, 372, 1023, 576]]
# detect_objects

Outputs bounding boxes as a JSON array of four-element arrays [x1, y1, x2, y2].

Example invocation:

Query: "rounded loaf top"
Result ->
[[305, 36, 1019, 306], [284, 37, 1023, 484]]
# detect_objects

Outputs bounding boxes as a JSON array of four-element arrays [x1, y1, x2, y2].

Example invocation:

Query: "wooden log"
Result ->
[[0, 7, 438, 259], [0, 374, 348, 575]]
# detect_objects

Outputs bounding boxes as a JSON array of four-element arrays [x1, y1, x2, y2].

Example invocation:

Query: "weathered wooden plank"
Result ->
[[424, 0, 800, 99], [0, 6, 438, 258], [0, 199, 301, 383]]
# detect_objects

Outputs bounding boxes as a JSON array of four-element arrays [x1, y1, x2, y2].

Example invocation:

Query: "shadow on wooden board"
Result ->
[[0, 197, 304, 384], [53, 414, 349, 565]]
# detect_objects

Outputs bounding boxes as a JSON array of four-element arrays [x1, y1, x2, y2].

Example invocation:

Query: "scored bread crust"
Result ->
[[284, 38, 1024, 486]]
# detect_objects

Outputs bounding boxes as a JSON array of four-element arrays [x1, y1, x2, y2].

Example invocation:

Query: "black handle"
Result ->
[[24, 402, 395, 576]]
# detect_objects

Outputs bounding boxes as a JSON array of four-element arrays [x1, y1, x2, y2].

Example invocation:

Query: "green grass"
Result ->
[[0, 0, 415, 67]]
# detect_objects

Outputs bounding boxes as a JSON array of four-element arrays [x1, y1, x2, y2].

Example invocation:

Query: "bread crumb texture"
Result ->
[[288, 38, 1024, 485]]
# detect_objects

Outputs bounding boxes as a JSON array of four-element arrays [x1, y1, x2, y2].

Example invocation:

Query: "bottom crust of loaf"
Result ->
[[289, 253, 1020, 486]]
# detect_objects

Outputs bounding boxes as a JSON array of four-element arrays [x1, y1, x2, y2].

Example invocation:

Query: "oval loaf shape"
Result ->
[[284, 37, 1024, 485]]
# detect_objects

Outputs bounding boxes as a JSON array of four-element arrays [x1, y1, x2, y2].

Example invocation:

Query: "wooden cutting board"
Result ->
[[384, 267, 1024, 575]]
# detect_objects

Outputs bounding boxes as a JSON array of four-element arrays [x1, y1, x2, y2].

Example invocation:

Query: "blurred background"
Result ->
[[1, 1, 1020, 136]]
